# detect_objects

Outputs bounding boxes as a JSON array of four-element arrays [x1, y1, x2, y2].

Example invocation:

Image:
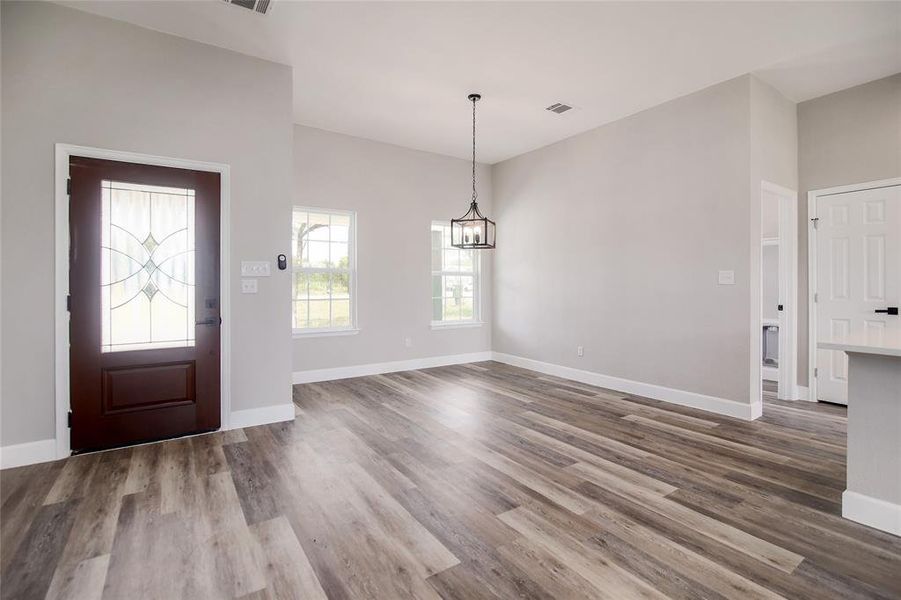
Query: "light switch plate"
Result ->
[[241, 279, 258, 294], [718, 270, 735, 285], [241, 261, 271, 277]]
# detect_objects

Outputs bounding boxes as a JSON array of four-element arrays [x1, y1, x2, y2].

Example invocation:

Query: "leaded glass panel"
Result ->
[[101, 180, 195, 352]]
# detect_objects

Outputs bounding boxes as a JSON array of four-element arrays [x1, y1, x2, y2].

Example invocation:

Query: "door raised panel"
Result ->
[[864, 320, 887, 338], [102, 361, 196, 415], [863, 235, 885, 301], [864, 200, 885, 224], [829, 204, 849, 226], [830, 237, 849, 300]]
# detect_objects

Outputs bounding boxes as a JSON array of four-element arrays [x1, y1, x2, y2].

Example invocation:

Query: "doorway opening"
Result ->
[[54, 144, 231, 458], [759, 181, 799, 405]]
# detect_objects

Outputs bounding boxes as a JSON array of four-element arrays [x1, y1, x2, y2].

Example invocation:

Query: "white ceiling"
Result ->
[[58, 1, 901, 164]]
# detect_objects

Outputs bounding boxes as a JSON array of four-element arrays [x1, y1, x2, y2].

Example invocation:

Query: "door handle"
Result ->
[[874, 307, 898, 315], [195, 317, 222, 326]]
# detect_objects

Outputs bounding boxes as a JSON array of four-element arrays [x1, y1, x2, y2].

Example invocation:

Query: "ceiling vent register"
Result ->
[[545, 103, 574, 114], [222, 0, 272, 15]]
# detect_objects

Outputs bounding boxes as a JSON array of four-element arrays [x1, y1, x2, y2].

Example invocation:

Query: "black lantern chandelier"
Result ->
[[451, 93, 496, 249]]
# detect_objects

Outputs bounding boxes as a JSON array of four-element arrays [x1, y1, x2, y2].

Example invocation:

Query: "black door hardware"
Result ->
[[195, 317, 222, 326], [777, 304, 783, 312], [277, 254, 288, 271], [874, 307, 898, 315]]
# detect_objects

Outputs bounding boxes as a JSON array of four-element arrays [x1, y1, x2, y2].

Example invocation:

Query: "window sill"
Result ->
[[430, 321, 485, 330], [293, 328, 360, 339]]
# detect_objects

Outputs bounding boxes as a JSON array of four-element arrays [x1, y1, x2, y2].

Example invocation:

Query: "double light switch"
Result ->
[[241, 261, 270, 294]]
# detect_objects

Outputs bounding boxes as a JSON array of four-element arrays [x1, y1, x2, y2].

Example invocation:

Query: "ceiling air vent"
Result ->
[[222, 0, 273, 15], [546, 103, 574, 114]]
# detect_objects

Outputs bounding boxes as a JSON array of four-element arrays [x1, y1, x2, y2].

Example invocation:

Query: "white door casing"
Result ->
[[813, 183, 900, 404]]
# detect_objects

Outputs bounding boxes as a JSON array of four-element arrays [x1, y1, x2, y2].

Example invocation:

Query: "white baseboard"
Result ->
[[842, 490, 901, 536], [491, 352, 761, 421], [229, 403, 296, 430], [749, 401, 763, 420], [0, 438, 57, 470], [0, 349, 787, 468], [1, 404, 294, 470], [796, 385, 812, 401], [293, 351, 493, 384]]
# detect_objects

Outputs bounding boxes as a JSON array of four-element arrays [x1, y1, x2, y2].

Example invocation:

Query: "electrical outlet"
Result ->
[[241, 279, 258, 294], [404, 336, 413, 348], [577, 346, 584, 357]]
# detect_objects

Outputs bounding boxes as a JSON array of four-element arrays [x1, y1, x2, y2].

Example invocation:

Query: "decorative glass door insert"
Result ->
[[101, 180, 196, 352]]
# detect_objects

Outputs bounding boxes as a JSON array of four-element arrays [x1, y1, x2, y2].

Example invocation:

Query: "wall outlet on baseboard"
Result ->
[[577, 346, 584, 357]]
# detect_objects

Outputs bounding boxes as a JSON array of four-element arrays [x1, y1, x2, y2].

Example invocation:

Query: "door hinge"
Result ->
[[66, 295, 72, 312], [67, 411, 72, 428], [814, 292, 818, 303], [814, 367, 819, 378], [67, 178, 72, 195]]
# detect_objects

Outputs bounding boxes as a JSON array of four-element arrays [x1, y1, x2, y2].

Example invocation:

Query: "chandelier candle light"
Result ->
[[451, 93, 496, 249]]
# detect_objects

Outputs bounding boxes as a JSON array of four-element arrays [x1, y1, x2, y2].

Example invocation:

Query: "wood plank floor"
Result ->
[[2, 361, 900, 599]]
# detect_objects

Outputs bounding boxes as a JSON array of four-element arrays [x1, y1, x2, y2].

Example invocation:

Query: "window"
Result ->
[[292, 208, 356, 335], [101, 180, 196, 353], [431, 221, 480, 326]]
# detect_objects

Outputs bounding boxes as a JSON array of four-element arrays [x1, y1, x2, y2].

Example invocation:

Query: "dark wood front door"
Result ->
[[69, 156, 221, 452]]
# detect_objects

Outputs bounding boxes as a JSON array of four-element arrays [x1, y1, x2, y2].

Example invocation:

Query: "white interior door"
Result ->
[[815, 184, 901, 404]]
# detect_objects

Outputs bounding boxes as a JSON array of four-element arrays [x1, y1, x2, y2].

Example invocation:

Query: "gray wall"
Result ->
[[492, 76, 756, 404], [292, 126, 492, 372], [797, 74, 901, 387], [750, 76, 799, 194], [1, 2, 294, 446]]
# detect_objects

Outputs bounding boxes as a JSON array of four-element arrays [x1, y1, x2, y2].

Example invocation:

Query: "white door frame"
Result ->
[[807, 177, 901, 404], [759, 181, 799, 401], [54, 143, 231, 459]]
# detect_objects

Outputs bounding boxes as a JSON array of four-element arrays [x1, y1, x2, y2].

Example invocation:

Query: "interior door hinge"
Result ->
[[814, 292, 818, 303], [67, 178, 72, 195], [814, 367, 818, 378], [67, 411, 73, 428], [66, 295, 72, 312]]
